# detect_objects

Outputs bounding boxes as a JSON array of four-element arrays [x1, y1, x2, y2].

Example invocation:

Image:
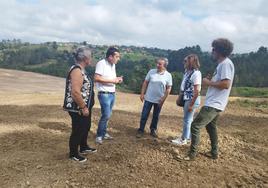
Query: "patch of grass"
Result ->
[[231, 87, 268, 98], [231, 99, 268, 108], [25, 59, 57, 69], [122, 52, 155, 62]]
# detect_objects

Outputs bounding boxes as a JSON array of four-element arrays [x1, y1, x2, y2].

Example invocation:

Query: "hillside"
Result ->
[[0, 68, 65, 93], [0, 40, 268, 94], [0, 69, 267, 187]]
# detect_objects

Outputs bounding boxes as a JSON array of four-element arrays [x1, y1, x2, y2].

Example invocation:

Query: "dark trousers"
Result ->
[[139, 100, 162, 132], [190, 106, 220, 156], [68, 111, 91, 157]]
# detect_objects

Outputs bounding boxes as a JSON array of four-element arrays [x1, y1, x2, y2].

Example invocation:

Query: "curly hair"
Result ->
[[212, 38, 233, 57]]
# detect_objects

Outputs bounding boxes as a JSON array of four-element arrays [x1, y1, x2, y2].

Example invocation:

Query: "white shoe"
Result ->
[[171, 138, 187, 145], [103, 133, 113, 140], [95, 137, 103, 144]]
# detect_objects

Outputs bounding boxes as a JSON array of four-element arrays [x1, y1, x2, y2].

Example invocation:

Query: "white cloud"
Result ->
[[0, 0, 267, 53]]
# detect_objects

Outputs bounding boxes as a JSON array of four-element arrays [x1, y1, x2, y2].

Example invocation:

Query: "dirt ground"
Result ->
[[0, 68, 267, 188]]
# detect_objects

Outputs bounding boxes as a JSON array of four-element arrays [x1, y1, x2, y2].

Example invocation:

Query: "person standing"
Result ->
[[94, 47, 123, 144], [171, 54, 202, 145], [184, 38, 235, 160], [63, 47, 96, 163], [136, 58, 172, 138]]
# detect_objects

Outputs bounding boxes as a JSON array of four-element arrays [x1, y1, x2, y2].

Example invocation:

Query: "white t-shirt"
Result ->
[[205, 58, 235, 111], [95, 59, 116, 92], [144, 69, 173, 103], [180, 70, 202, 100]]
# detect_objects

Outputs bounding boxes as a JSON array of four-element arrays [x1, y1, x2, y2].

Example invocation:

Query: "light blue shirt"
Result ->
[[144, 69, 172, 103]]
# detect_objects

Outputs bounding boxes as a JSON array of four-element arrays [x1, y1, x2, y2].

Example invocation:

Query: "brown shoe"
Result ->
[[174, 152, 196, 161], [183, 156, 195, 161], [183, 152, 196, 161], [203, 152, 218, 160]]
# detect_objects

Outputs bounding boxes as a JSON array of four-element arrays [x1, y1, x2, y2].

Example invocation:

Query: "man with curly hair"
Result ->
[[184, 38, 235, 161]]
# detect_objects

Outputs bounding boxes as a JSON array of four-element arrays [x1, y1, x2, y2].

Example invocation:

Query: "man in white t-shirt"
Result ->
[[136, 58, 172, 138], [184, 38, 235, 160], [94, 47, 123, 144]]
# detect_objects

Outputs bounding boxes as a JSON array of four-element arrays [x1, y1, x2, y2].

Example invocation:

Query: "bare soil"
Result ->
[[0, 68, 267, 188]]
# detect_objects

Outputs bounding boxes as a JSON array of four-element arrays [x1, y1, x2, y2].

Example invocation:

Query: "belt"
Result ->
[[98, 91, 115, 94]]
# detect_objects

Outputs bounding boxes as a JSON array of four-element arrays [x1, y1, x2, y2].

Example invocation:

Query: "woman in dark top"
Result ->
[[63, 46, 96, 162]]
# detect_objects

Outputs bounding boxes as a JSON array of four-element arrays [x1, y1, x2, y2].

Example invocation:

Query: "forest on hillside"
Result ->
[[0, 39, 267, 94]]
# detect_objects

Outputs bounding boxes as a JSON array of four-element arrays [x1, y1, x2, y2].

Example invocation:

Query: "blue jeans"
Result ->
[[139, 100, 162, 132], [96, 93, 115, 137], [181, 96, 200, 140]]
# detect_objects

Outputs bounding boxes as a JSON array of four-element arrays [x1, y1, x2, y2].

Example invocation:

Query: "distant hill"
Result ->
[[0, 39, 267, 94], [0, 68, 65, 93]]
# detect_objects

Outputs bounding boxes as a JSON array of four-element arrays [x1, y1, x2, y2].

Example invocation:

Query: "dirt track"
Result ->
[[0, 68, 267, 187]]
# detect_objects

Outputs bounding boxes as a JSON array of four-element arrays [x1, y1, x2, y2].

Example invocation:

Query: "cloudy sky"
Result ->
[[0, 0, 267, 53]]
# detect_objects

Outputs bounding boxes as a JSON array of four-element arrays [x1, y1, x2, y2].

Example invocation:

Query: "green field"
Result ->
[[231, 87, 268, 98]]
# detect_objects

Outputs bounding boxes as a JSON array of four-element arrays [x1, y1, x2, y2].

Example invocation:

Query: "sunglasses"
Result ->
[[184, 55, 196, 63]]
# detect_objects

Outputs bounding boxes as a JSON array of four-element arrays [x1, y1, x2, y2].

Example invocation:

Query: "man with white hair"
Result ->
[[136, 58, 172, 138]]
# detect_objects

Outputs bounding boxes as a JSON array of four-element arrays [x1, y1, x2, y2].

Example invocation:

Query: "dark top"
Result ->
[[63, 64, 94, 113]]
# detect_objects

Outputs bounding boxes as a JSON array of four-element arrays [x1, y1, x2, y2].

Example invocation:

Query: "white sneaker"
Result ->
[[171, 138, 187, 146], [95, 137, 103, 144], [103, 133, 113, 140]]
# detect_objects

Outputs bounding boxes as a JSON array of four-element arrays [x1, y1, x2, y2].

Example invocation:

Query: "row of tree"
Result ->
[[0, 40, 267, 94]]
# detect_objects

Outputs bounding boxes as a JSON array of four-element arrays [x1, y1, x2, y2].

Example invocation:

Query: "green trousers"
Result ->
[[190, 106, 220, 156]]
